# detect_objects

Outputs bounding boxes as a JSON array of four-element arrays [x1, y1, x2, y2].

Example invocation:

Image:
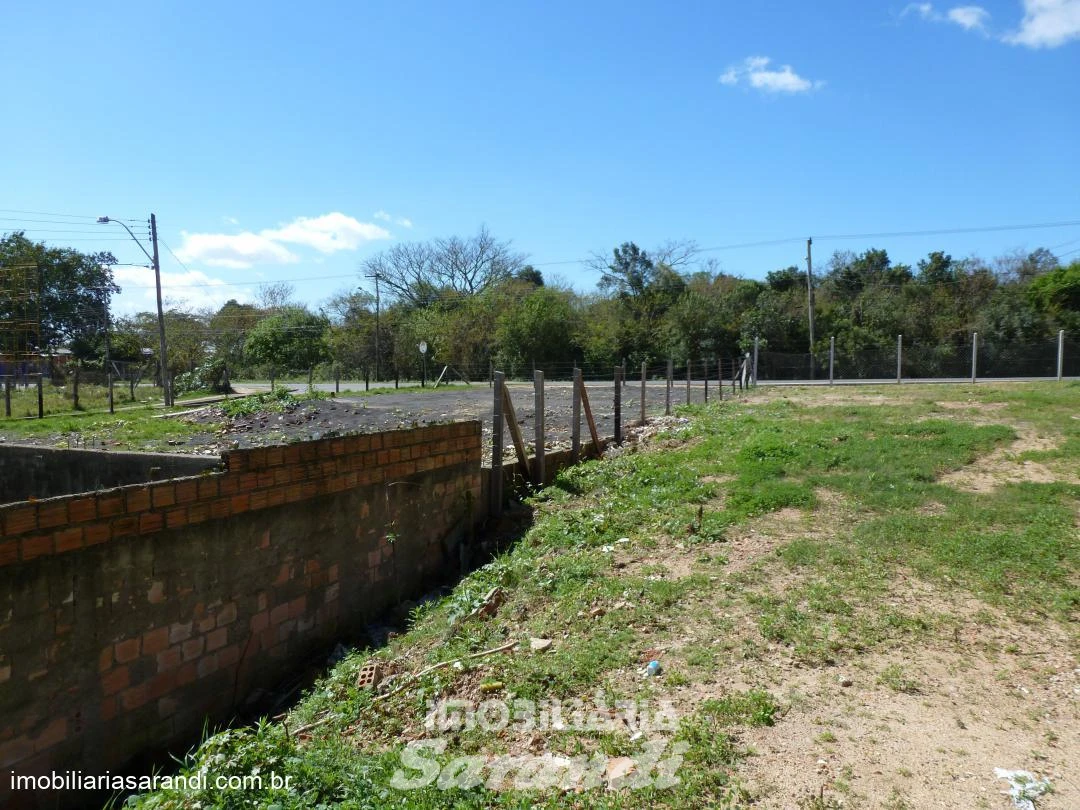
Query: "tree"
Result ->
[[0, 231, 118, 362], [244, 307, 330, 385], [1029, 262, 1080, 333], [362, 226, 526, 307], [210, 300, 261, 374], [495, 287, 580, 370]]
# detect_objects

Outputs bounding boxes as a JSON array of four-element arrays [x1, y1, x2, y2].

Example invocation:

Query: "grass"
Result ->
[[126, 381, 1080, 809], [1, 381, 165, 418]]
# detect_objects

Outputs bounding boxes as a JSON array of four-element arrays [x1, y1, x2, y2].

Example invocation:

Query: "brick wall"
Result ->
[[0, 421, 482, 809]]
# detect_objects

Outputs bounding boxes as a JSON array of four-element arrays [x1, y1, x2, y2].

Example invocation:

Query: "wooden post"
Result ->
[[640, 361, 646, 426], [665, 358, 672, 415], [579, 374, 601, 456], [613, 366, 622, 444], [37, 374, 43, 418], [395, 367, 399, 389], [364, 367, 369, 392], [702, 358, 708, 403], [829, 336, 835, 385], [896, 335, 902, 384], [502, 384, 530, 473], [533, 370, 545, 487], [686, 359, 691, 405], [1058, 330, 1065, 381], [491, 371, 504, 517], [571, 368, 582, 463]]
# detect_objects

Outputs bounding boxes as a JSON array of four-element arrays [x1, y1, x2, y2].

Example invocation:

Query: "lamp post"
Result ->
[[98, 214, 171, 405], [419, 341, 428, 387]]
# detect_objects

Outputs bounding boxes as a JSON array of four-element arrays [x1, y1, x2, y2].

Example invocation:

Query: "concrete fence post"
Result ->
[[896, 335, 902, 384], [971, 332, 978, 384], [37, 374, 43, 418], [614, 366, 622, 444], [665, 358, 672, 415], [491, 371, 505, 517], [703, 358, 708, 403], [640, 361, 647, 425], [752, 337, 759, 386], [107, 371, 114, 414], [717, 357, 723, 402], [572, 368, 582, 462], [829, 336, 835, 385], [686, 359, 691, 405], [534, 370, 545, 486], [4, 378, 10, 418], [1057, 330, 1064, 381]]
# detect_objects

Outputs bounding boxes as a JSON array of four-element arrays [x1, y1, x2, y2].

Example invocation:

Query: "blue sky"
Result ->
[[2, 1, 1078, 314]]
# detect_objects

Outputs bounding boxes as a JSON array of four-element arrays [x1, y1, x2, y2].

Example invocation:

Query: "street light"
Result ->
[[97, 214, 171, 405]]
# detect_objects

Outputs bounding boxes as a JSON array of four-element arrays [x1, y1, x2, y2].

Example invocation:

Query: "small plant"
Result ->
[[878, 664, 921, 694]]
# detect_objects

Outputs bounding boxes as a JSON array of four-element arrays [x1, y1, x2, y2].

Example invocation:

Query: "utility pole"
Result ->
[[806, 237, 816, 380], [368, 272, 381, 380], [149, 214, 171, 406]]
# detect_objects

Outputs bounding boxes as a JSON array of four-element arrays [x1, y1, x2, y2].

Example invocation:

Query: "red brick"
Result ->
[[98, 646, 113, 673], [100, 697, 118, 722], [142, 626, 169, 655], [248, 448, 267, 469], [239, 472, 259, 491], [84, 523, 111, 546], [181, 637, 204, 661], [257, 471, 276, 488], [169, 621, 193, 644], [95, 493, 124, 518], [101, 665, 130, 696], [146, 671, 176, 702], [176, 661, 197, 686], [53, 527, 83, 553], [265, 446, 284, 466], [206, 627, 227, 651], [2, 504, 36, 536], [197, 478, 220, 499], [288, 595, 307, 619], [269, 602, 289, 625], [32, 717, 66, 751], [249, 490, 268, 510], [250, 611, 269, 633], [197, 653, 220, 679], [20, 535, 53, 561], [187, 502, 210, 525], [114, 637, 140, 664], [230, 494, 250, 513], [119, 683, 149, 711], [197, 615, 214, 633], [139, 512, 164, 534], [218, 474, 239, 495], [156, 647, 181, 673], [165, 508, 188, 530], [218, 643, 241, 668], [149, 484, 174, 509], [36, 502, 68, 529], [175, 480, 198, 504], [0, 540, 18, 567], [126, 488, 151, 513], [209, 498, 231, 520], [216, 602, 238, 627], [266, 488, 285, 507], [67, 497, 97, 523]]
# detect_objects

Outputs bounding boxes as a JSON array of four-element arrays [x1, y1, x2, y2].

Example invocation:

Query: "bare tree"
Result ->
[[257, 281, 296, 312], [361, 226, 525, 307]]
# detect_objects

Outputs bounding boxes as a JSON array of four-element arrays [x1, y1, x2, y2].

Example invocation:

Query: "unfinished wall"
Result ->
[[0, 445, 218, 503], [0, 422, 481, 808]]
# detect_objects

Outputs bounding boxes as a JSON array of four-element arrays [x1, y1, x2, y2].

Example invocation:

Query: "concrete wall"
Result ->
[[0, 422, 482, 809], [0, 446, 218, 503]]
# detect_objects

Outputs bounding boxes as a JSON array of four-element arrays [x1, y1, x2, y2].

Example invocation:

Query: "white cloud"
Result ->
[[374, 210, 414, 228], [718, 56, 823, 94], [1004, 0, 1080, 47], [111, 266, 252, 314], [948, 5, 991, 30], [222, 215, 239, 225], [176, 212, 391, 269], [903, 2, 991, 33]]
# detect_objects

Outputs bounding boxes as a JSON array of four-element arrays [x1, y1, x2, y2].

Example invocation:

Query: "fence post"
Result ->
[[971, 332, 978, 384], [614, 365, 622, 444], [489, 360, 493, 388], [896, 335, 902, 384], [640, 361, 646, 426], [752, 337, 759, 386], [703, 358, 708, 404], [622, 358, 627, 388], [534, 370, 545, 487], [829, 336, 835, 385], [37, 374, 43, 418], [572, 368, 582, 462], [4, 378, 10, 418], [491, 371, 505, 517], [1058, 330, 1065, 381], [665, 358, 672, 415], [107, 371, 114, 414], [686, 359, 691, 405], [717, 357, 723, 402], [335, 368, 340, 394]]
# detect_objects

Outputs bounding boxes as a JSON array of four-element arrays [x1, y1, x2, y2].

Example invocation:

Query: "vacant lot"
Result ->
[[121, 382, 1080, 808]]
